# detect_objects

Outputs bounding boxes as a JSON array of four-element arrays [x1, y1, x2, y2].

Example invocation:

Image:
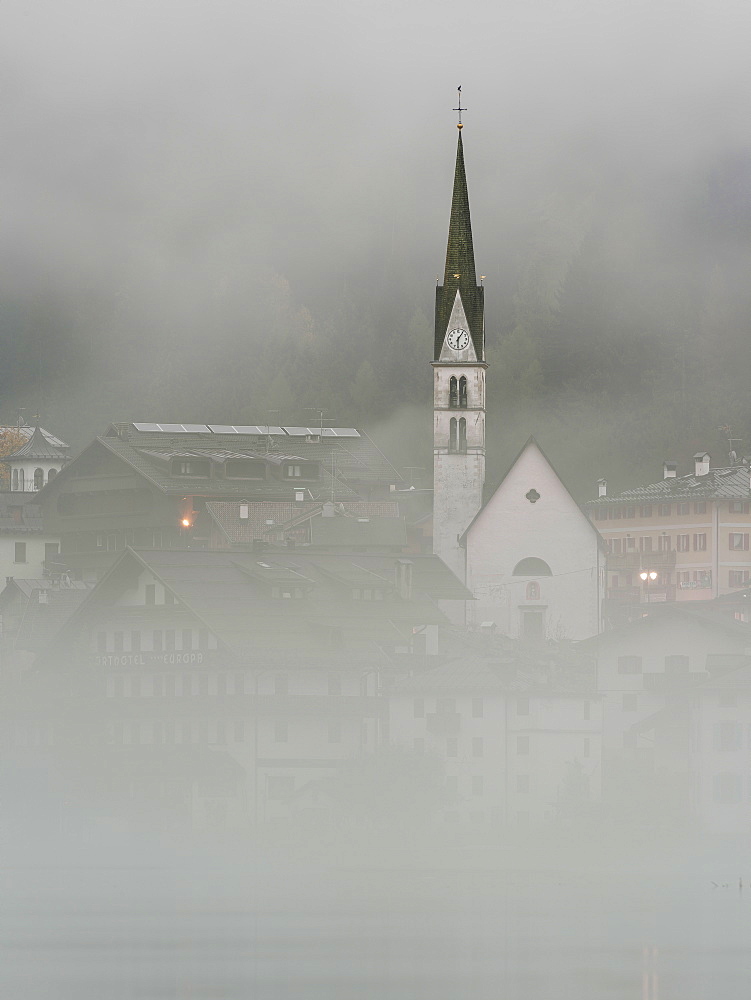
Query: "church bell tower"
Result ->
[[432, 107, 486, 582]]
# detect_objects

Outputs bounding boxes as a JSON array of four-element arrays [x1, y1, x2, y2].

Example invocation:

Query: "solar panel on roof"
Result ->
[[330, 428, 360, 437], [180, 424, 212, 433], [207, 425, 239, 434], [282, 427, 309, 436], [133, 423, 162, 432]]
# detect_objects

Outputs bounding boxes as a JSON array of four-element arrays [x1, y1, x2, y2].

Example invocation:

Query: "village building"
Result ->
[[34, 422, 405, 583], [388, 631, 601, 829], [0, 547, 468, 834], [585, 454, 751, 618], [3, 424, 70, 493]]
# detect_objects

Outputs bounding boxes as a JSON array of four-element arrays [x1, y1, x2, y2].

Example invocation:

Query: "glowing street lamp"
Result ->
[[640, 569, 658, 603]]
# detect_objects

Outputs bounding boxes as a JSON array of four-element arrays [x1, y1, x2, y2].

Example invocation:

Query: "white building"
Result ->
[[461, 438, 606, 640], [4, 425, 70, 492]]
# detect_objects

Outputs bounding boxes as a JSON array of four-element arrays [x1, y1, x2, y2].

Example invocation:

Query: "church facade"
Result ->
[[432, 126, 604, 641]]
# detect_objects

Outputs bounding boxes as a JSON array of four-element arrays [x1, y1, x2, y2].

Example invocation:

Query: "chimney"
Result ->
[[663, 461, 677, 479], [294, 489, 305, 502], [322, 501, 335, 518], [694, 452, 710, 477], [38, 590, 48, 605], [239, 503, 249, 520], [597, 478, 607, 498]]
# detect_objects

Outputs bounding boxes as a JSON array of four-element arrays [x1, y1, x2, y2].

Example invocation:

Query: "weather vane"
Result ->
[[453, 86, 465, 129]]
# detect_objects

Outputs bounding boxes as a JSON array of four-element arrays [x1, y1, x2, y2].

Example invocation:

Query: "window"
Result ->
[[730, 533, 749, 551], [714, 721, 742, 751], [609, 508, 622, 520], [131, 631, 141, 653], [472, 737, 484, 757], [659, 504, 671, 516], [622, 692, 638, 711], [694, 502, 707, 514], [449, 376, 458, 408], [165, 630, 175, 650], [274, 721, 288, 743], [677, 503, 689, 515], [659, 535, 671, 552], [113, 632, 124, 652], [512, 558, 552, 576], [729, 570, 749, 588], [458, 376, 468, 408], [730, 501, 746, 513], [18, 469, 24, 490], [693, 533, 707, 551], [97, 632, 107, 653], [285, 465, 302, 478], [449, 418, 458, 453], [713, 772, 741, 804], [11, 469, 17, 491], [640, 505, 653, 517], [677, 534, 690, 552], [181, 629, 192, 651], [665, 655, 689, 674], [472, 697, 484, 719], [44, 542, 59, 564], [33, 468, 44, 490], [458, 417, 467, 454], [516, 735, 529, 755], [610, 538, 622, 555], [640, 537, 653, 553], [594, 508, 608, 521], [617, 656, 642, 675], [153, 630, 163, 652], [14, 542, 26, 563], [173, 459, 210, 477], [47, 468, 57, 482], [624, 506, 635, 518]]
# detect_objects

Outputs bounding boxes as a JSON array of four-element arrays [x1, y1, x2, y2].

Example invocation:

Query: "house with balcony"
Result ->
[[585, 453, 751, 622]]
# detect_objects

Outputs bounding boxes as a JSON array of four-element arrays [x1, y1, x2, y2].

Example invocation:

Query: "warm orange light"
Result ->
[[181, 518, 191, 528]]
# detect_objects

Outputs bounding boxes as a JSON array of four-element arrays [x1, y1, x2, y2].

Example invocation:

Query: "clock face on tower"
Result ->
[[447, 328, 470, 352]]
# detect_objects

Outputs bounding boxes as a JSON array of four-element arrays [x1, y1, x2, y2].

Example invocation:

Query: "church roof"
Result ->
[[3, 425, 69, 461], [459, 436, 607, 549], [434, 130, 485, 361]]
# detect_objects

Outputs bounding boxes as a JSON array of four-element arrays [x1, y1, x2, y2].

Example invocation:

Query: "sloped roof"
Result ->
[[585, 465, 751, 505], [61, 548, 471, 662], [0, 425, 68, 449], [460, 436, 606, 549], [206, 500, 401, 544], [4, 425, 69, 461], [0, 499, 44, 534]]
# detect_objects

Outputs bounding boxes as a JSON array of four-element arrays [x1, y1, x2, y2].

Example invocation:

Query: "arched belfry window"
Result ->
[[458, 418, 467, 454], [449, 418, 458, 453], [449, 376, 458, 408], [34, 468, 44, 490], [459, 376, 468, 408], [513, 557, 552, 576], [48, 468, 57, 482], [12, 469, 18, 491], [19, 469, 24, 491]]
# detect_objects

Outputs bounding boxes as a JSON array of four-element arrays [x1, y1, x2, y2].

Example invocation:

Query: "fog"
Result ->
[[3, 1, 751, 490], [3, 0, 751, 995]]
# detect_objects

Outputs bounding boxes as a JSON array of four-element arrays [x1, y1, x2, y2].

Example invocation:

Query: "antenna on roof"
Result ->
[[305, 407, 336, 438], [264, 409, 280, 453], [720, 425, 742, 466]]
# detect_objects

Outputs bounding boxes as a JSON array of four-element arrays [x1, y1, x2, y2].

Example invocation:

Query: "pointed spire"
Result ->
[[443, 130, 477, 287]]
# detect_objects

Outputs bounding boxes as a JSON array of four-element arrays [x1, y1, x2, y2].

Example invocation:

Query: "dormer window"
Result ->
[[172, 459, 210, 477]]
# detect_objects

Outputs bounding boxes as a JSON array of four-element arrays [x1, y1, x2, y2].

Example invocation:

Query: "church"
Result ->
[[431, 121, 605, 641]]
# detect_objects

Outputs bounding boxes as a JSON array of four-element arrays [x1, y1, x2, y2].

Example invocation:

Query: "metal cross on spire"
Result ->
[[453, 86, 465, 129]]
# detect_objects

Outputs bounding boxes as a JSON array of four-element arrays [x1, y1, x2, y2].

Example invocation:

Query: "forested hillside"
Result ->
[[3, 144, 751, 503]]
